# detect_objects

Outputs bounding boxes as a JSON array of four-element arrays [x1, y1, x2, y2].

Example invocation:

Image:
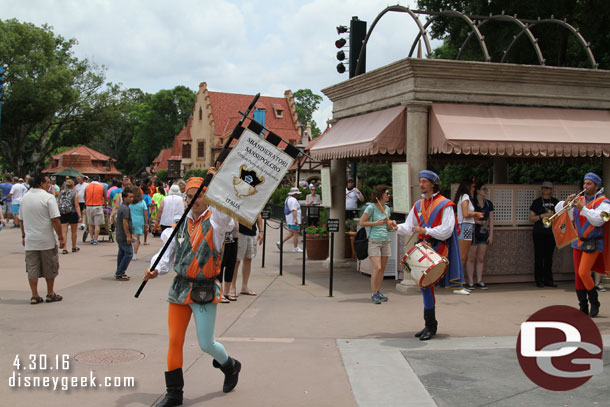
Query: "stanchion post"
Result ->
[[261, 210, 269, 268], [302, 226, 306, 285], [279, 217, 283, 276], [327, 219, 339, 297]]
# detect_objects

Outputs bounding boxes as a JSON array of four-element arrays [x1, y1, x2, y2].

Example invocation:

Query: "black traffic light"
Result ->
[[335, 17, 366, 78], [349, 17, 366, 78]]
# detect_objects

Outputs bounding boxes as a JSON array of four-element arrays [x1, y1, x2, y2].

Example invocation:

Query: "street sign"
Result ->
[[261, 210, 270, 220], [327, 218, 340, 233]]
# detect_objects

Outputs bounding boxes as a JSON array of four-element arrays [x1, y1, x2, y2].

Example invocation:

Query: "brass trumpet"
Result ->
[[542, 188, 586, 228], [602, 211, 610, 222]]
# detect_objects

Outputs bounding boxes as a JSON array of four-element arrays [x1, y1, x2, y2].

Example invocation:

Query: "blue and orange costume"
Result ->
[[397, 170, 466, 340], [557, 172, 610, 317]]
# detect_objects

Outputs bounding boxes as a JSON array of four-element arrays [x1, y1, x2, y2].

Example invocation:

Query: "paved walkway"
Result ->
[[1, 220, 609, 406]]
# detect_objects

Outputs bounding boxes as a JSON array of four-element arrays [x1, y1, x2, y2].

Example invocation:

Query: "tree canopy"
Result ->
[[293, 89, 323, 138], [0, 18, 108, 175], [416, 0, 610, 69]]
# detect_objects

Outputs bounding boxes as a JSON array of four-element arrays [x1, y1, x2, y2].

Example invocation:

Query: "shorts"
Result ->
[[472, 234, 489, 246], [25, 247, 59, 279], [458, 223, 474, 241], [79, 202, 86, 212], [1, 202, 11, 215], [60, 212, 79, 224], [86, 206, 105, 226], [288, 224, 299, 230], [11, 203, 19, 215], [368, 239, 391, 257], [237, 234, 257, 261]]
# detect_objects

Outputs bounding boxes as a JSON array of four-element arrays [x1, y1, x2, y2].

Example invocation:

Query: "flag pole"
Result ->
[[135, 93, 260, 298]]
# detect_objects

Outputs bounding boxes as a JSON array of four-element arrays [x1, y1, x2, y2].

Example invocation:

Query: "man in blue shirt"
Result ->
[[0, 175, 13, 223]]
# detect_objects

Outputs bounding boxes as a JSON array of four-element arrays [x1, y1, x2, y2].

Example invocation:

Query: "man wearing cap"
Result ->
[[143, 174, 241, 406], [84, 175, 106, 245], [390, 170, 466, 340], [556, 172, 610, 317], [345, 178, 364, 219], [277, 186, 303, 252], [529, 181, 560, 288]]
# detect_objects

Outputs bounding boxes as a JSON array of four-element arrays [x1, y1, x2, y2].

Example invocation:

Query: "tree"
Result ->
[[416, 0, 610, 69], [293, 89, 323, 138], [128, 86, 196, 174], [0, 19, 109, 175]]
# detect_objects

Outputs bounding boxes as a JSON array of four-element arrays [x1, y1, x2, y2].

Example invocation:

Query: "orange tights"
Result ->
[[573, 249, 600, 291]]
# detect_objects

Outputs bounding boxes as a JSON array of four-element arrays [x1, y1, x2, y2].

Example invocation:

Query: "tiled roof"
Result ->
[[208, 91, 301, 144], [152, 148, 172, 171], [52, 145, 115, 161]]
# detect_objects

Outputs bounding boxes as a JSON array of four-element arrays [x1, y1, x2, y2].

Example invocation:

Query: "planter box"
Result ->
[[306, 235, 329, 260]]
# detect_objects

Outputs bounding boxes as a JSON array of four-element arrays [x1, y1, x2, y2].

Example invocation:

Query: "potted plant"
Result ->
[[305, 223, 329, 260]]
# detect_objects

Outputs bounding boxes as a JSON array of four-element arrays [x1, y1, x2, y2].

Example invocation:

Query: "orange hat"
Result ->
[[185, 177, 206, 193]]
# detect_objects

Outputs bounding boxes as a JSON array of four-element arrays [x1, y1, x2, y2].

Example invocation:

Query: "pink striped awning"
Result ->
[[310, 106, 405, 160], [429, 103, 610, 157]]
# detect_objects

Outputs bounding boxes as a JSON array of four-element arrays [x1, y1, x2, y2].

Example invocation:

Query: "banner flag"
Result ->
[[203, 127, 296, 226]]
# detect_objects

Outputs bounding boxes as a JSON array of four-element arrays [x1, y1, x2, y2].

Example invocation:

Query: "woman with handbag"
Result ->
[[144, 175, 241, 407]]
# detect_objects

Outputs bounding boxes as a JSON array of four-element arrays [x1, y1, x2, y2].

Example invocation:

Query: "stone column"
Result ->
[[493, 158, 508, 184], [396, 101, 431, 294], [324, 158, 352, 269]]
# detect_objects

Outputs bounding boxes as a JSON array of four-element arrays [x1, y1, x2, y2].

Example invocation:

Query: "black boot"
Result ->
[[576, 289, 589, 315], [588, 289, 600, 317], [417, 308, 438, 341], [156, 368, 183, 407], [213, 356, 241, 393]]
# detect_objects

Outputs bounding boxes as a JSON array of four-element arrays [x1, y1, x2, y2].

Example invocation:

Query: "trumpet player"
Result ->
[[555, 172, 610, 317]]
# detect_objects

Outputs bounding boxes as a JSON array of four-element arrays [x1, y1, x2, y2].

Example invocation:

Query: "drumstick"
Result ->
[[376, 198, 397, 231]]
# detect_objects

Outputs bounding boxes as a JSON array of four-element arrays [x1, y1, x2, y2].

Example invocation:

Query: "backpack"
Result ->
[[353, 226, 369, 260], [284, 198, 291, 215], [58, 190, 73, 215]]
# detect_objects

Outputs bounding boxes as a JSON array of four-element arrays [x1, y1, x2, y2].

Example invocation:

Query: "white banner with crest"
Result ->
[[203, 128, 295, 226]]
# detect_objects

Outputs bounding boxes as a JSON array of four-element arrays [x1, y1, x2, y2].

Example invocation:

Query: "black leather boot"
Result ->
[[588, 288, 600, 317], [418, 308, 438, 341], [156, 368, 183, 407], [576, 289, 589, 314], [213, 356, 241, 393]]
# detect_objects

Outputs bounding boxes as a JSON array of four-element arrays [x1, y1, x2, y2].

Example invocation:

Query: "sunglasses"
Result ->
[[384, 191, 391, 195]]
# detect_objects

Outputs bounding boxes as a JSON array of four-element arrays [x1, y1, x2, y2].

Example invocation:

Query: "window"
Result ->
[[199, 107, 203, 121], [274, 108, 283, 118], [198, 141, 205, 158], [182, 143, 191, 159]]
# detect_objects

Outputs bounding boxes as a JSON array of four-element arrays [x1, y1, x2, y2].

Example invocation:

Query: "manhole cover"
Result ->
[[74, 349, 145, 365]]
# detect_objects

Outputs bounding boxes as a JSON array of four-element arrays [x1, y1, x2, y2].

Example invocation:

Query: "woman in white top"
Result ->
[[305, 185, 321, 226], [157, 185, 187, 231], [454, 181, 483, 273]]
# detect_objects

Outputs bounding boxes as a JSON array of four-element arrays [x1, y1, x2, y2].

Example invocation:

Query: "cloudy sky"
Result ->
[[2, 0, 441, 128]]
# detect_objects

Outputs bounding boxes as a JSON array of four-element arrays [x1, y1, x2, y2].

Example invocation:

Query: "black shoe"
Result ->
[[588, 289, 600, 317], [419, 326, 435, 341], [156, 368, 183, 407], [576, 289, 589, 315], [414, 327, 425, 338], [544, 282, 558, 287], [213, 356, 241, 393]]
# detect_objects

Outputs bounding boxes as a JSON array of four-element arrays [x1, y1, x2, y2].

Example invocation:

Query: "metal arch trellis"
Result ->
[[500, 18, 597, 68], [353, 7, 598, 76], [457, 14, 544, 65]]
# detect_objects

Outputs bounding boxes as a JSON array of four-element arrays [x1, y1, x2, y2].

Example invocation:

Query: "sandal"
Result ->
[[226, 293, 238, 301], [220, 295, 231, 303], [62, 249, 69, 254], [72, 247, 80, 252], [240, 289, 257, 296], [115, 275, 130, 281], [30, 296, 44, 305], [45, 293, 63, 303]]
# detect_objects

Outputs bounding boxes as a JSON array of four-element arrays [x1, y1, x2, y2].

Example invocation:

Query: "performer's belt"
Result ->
[[176, 274, 216, 284], [417, 237, 447, 247], [579, 236, 603, 253]]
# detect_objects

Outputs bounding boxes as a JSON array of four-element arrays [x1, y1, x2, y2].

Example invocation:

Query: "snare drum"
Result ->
[[402, 242, 449, 288]]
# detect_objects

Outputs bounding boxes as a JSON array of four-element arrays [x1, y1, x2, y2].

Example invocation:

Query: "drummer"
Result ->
[[389, 170, 467, 341]]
